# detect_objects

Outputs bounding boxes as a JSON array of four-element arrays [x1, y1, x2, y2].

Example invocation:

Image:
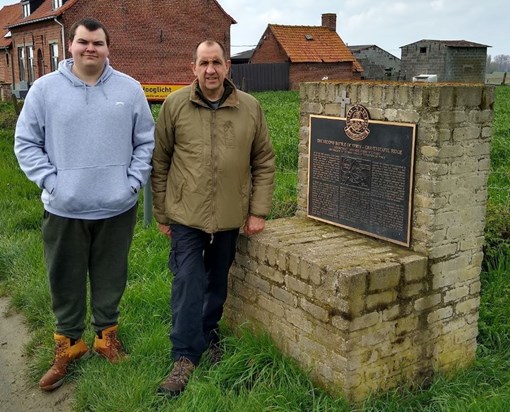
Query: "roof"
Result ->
[[348, 44, 400, 60], [267, 24, 362, 71], [8, 0, 236, 28], [348, 45, 377, 52], [231, 48, 254, 60], [8, 0, 80, 28], [401, 39, 490, 49], [0, 3, 21, 48]]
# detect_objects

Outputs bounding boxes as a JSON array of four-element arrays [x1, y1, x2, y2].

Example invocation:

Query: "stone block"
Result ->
[[272, 285, 298, 307]]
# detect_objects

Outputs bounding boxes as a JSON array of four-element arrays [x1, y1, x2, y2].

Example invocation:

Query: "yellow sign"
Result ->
[[141, 83, 188, 102]]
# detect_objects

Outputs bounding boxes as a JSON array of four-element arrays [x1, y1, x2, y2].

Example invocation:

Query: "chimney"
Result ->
[[321, 13, 336, 32]]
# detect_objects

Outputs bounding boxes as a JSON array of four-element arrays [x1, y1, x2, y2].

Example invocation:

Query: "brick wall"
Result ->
[[249, 29, 287, 64], [446, 48, 486, 83], [62, 0, 232, 83], [225, 82, 494, 402], [0, 50, 12, 86], [289, 62, 359, 90], [0, 83, 11, 101]]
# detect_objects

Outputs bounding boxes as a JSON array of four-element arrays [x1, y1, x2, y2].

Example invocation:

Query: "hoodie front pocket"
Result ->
[[50, 165, 134, 213]]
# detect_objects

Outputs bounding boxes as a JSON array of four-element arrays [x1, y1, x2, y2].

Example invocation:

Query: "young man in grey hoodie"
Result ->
[[14, 17, 154, 391]]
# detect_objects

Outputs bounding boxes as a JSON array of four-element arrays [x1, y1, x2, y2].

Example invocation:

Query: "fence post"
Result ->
[[143, 181, 152, 227], [11, 94, 23, 115], [144, 101, 154, 228]]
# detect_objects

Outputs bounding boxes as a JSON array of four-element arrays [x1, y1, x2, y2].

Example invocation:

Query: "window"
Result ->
[[52, 0, 63, 9], [18, 47, 25, 81], [27, 46, 35, 83], [420, 47, 427, 54], [49, 43, 59, 71], [22, 2, 30, 18]]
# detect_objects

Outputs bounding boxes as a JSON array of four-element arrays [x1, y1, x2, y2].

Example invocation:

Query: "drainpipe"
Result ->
[[53, 17, 65, 62]]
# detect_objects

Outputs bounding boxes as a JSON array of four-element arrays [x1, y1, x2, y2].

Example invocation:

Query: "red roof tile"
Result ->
[[268, 24, 362, 71], [0, 3, 21, 48], [9, 0, 80, 28], [9, 0, 235, 28]]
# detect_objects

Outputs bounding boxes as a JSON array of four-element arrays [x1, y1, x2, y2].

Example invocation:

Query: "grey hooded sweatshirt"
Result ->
[[14, 58, 154, 220]]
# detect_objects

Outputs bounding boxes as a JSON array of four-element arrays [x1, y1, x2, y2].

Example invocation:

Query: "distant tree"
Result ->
[[486, 55, 497, 73], [493, 55, 510, 72]]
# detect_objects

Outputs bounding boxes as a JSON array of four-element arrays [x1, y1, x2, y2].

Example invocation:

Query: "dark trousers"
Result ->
[[169, 224, 239, 365], [42, 205, 137, 339]]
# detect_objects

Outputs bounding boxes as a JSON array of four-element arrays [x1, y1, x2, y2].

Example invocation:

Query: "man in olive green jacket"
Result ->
[[152, 39, 275, 396]]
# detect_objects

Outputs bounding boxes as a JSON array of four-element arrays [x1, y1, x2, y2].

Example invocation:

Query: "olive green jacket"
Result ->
[[151, 79, 275, 233]]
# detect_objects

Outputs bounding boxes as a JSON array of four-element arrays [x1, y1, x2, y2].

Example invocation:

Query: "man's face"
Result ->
[[192, 42, 231, 99], [68, 25, 109, 76]]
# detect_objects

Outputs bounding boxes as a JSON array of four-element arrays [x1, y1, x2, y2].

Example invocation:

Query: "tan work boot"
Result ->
[[93, 324, 127, 363], [158, 356, 195, 396], [39, 333, 90, 391]]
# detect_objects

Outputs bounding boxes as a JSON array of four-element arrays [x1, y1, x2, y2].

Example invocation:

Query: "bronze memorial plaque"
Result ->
[[308, 107, 417, 247]]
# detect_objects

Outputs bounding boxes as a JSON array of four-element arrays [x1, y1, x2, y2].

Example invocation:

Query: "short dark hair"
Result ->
[[68, 17, 110, 46], [193, 39, 227, 63]]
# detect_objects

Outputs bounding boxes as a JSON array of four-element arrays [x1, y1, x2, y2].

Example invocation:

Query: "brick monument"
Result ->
[[225, 81, 494, 402]]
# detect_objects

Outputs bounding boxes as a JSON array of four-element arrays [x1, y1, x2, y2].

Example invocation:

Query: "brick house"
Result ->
[[400, 39, 489, 82], [249, 13, 362, 89], [348, 44, 401, 81], [0, 3, 21, 100], [8, 0, 236, 98]]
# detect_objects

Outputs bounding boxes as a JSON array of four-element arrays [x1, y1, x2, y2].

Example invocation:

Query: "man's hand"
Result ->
[[243, 215, 266, 236], [158, 223, 172, 238]]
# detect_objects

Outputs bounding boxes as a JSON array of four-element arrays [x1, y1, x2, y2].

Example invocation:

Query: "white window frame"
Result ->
[[52, 0, 63, 9], [18, 47, 26, 81], [27, 45, 35, 83], [22, 2, 30, 18], [49, 43, 59, 72]]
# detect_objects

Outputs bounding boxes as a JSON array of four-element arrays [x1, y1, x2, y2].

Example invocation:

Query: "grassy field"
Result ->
[[0, 86, 509, 411]]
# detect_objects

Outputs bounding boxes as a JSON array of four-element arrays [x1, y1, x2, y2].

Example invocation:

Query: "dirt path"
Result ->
[[0, 296, 74, 411]]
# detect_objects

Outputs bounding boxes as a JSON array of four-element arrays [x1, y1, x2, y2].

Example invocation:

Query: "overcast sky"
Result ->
[[221, 0, 507, 58], [0, 0, 506, 58]]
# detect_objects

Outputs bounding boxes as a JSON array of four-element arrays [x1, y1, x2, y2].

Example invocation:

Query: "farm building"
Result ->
[[400, 39, 489, 83], [348, 44, 401, 81], [249, 13, 362, 90]]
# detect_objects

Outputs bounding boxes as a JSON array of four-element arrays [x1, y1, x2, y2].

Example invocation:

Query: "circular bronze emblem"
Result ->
[[344, 104, 370, 141]]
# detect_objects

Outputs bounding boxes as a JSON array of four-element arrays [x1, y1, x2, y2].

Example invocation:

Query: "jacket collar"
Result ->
[[190, 78, 239, 109]]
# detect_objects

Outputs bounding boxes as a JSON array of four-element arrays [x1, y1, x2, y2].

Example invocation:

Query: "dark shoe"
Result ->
[[208, 342, 224, 364], [93, 325, 127, 363], [39, 333, 90, 391], [158, 356, 195, 396]]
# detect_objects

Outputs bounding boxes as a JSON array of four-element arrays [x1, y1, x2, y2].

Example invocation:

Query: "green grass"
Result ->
[[0, 87, 509, 411], [484, 87, 510, 264], [253, 91, 300, 219]]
